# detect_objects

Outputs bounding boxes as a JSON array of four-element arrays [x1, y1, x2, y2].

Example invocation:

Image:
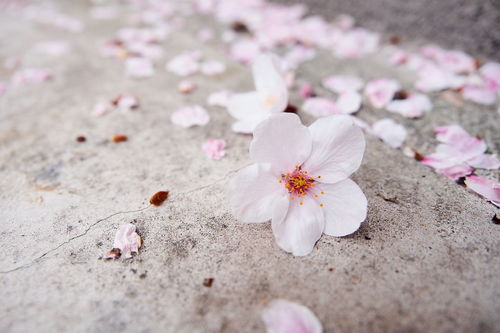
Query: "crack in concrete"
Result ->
[[0, 205, 151, 274]]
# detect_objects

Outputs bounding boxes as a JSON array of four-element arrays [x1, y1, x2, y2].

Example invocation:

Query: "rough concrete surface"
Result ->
[[276, 0, 500, 61], [1, 2, 499, 333]]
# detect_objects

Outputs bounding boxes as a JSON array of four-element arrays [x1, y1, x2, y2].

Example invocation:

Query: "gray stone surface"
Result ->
[[1, 2, 499, 333], [276, 0, 500, 61]]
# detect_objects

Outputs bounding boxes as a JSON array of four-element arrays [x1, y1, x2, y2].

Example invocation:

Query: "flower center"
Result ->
[[264, 95, 277, 106], [279, 166, 325, 207]]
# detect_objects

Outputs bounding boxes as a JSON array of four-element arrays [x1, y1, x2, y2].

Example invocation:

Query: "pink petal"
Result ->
[[90, 5, 119, 20], [207, 90, 232, 107], [434, 125, 487, 161], [92, 102, 112, 117], [464, 175, 500, 207], [166, 51, 201, 76], [252, 54, 288, 113], [364, 78, 401, 109], [415, 64, 465, 92], [333, 28, 379, 58], [202, 138, 226, 160], [178, 80, 197, 94], [467, 154, 500, 169], [302, 115, 365, 184], [386, 93, 432, 118], [171, 105, 210, 128], [302, 97, 339, 117], [272, 195, 324, 256], [335, 91, 362, 114], [282, 45, 316, 70], [322, 75, 363, 93], [436, 164, 473, 180], [317, 179, 367, 237], [479, 62, 500, 91], [228, 164, 288, 223], [229, 39, 261, 64], [262, 299, 322, 333], [200, 60, 226, 75], [336, 14, 355, 31], [125, 57, 155, 78], [197, 27, 215, 42], [35, 40, 70, 56], [297, 82, 314, 98], [105, 223, 141, 259], [371, 118, 407, 148], [116, 95, 139, 111], [389, 49, 410, 66], [11, 68, 52, 85], [250, 113, 312, 176], [461, 86, 497, 105]]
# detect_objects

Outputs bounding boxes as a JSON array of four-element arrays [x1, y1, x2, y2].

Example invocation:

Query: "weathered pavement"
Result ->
[[0, 1, 499, 333]]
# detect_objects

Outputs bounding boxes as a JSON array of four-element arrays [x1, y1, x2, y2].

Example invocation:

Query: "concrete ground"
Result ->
[[0, 1, 499, 333]]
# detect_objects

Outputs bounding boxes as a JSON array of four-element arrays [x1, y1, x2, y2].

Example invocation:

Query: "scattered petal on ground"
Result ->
[[171, 105, 210, 128], [464, 175, 500, 207], [202, 139, 226, 160], [364, 78, 401, 108], [323, 75, 363, 93], [208, 90, 232, 107], [201, 60, 226, 75], [386, 93, 432, 118], [166, 51, 201, 76], [262, 299, 323, 333], [125, 57, 155, 78], [371, 118, 407, 148], [104, 223, 142, 259]]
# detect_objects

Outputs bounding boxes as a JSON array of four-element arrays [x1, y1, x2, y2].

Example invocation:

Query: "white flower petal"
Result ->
[[302, 115, 365, 184], [335, 91, 362, 114], [317, 179, 367, 237], [252, 54, 288, 113], [371, 118, 407, 148], [227, 91, 267, 120], [250, 113, 312, 174], [262, 299, 323, 333], [272, 196, 324, 256], [322, 75, 363, 93], [228, 164, 288, 223]]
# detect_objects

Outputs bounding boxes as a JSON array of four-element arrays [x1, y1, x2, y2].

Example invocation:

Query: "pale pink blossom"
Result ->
[[197, 27, 215, 42], [336, 14, 355, 31], [322, 75, 363, 93], [127, 42, 163, 60], [479, 62, 500, 91], [229, 39, 261, 64], [202, 139, 226, 160], [298, 82, 314, 98], [104, 223, 142, 259], [125, 57, 155, 78], [116, 95, 139, 111], [207, 90, 232, 107], [227, 53, 288, 133], [89, 5, 119, 20], [464, 175, 500, 207], [201, 60, 226, 75], [335, 92, 362, 114], [415, 64, 465, 92], [92, 102, 111, 117], [389, 49, 410, 65], [178, 80, 197, 94], [262, 299, 323, 333], [333, 28, 379, 58], [228, 113, 367, 256], [371, 118, 407, 148], [422, 125, 499, 179], [11, 68, 52, 85], [171, 105, 210, 128], [386, 93, 432, 118], [282, 45, 316, 70], [461, 86, 497, 105], [420, 44, 475, 74], [364, 78, 401, 109], [166, 51, 201, 76], [303, 92, 361, 117]]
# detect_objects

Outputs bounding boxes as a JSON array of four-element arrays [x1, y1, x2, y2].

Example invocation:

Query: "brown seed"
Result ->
[[111, 134, 128, 142], [111, 94, 122, 106], [231, 21, 249, 33], [393, 90, 409, 100], [76, 136, 86, 142], [149, 191, 169, 206], [203, 278, 214, 287], [389, 35, 401, 45]]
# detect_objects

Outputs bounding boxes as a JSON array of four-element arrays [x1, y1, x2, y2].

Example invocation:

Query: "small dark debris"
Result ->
[[414, 151, 424, 161], [130, 268, 137, 274], [111, 94, 122, 106], [492, 213, 500, 225], [284, 104, 298, 113], [203, 278, 214, 287], [377, 193, 399, 204], [456, 177, 466, 187], [139, 271, 147, 279], [110, 134, 128, 142], [231, 21, 249, 33], [328, 267, 335, 272], [389, 35, 401, 44], [104, 248, 121, 259], [393, 90, 408, 100], [150, 191, 169, 206], [364, 236, 371, 240], [96, 241, 103, 247], [76, 136, 86, 142]]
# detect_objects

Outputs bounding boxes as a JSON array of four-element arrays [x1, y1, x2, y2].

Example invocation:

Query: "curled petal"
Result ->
[[272, 196, 324, 256], [465, 175, 500, 207], [262, 299, 323, 333], [228, 164, 288, 223], [364, 78, 401, 109], [317, 179, 367, 237], [250, 113, 312, 175], [302, 115, 365, 183], [252, 53, 288, 113]]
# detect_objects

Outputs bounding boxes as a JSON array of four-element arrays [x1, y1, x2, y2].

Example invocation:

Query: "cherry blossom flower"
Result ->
[[371, 118, 407, 148], [125, 57, 155, 78], [202, 139, 226, 160], [479, 62, 500, 91], [262, 299, 323, 333], [11, 68, 52, 85], [386, 93, 432, 118], [227, 53, 288, 133], [461, 86, 496, 105], [166, 51, 201, 76], [422, 125, 499, 180], [104, 223, 142, 259], [207, 90, 232, 107], [228, 113, 367, 256], [464, 176, 500, 207], [171, 105, 210, 128], [201, 60, 226, 75], [322, 75, 363, 93], [333, 28, 379, 59], [364, 78, 401, 108]]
